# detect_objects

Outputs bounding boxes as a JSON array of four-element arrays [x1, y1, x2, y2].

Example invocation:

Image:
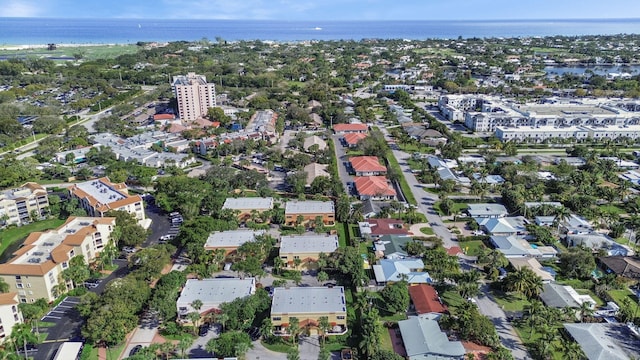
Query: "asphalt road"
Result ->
[[330, 134, 355, 195], [35, 296, 84, 360], [476, 284, 530, 360], [378, 126, 457, 248], [142, 196, 171, 247]]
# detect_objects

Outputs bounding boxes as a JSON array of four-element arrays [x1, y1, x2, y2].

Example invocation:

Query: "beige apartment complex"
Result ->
[[172, 72, 216, 121], [68, 177, 145, 220], [0, 182, 49, 226], [271, 287, 347, 336], [0, 217, 116, 302], [0, 293, 22, 343]]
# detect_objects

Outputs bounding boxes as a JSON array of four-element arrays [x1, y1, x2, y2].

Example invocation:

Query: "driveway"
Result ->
[[142, 196, 171, 247], [299, 335, 320, 360], [331, 135, 355, 195], [476, 284, 530, 360], [185, 324, 220, 358], [35, 297, 84, 360], [245, 339, 287, 360], [120, 312, 162, 359], [378, 127, 457, 249]]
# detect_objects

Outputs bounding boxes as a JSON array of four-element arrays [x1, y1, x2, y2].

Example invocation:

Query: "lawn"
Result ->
[[419, 227, 434, 235], [598, 204, 626, 216], [608, 289, 640, 314], [513, 324, 565, 360], [397, 142, 434, 154], [336, 222, 348, 247], [385, 150, 417, 206], [440, 289, 466, 310], [491, 291, 531, 312], [434, 201, 468, 216], [0, 219, 66, 257], [458, 240, 486, 256], [379, 323, 394, 352]]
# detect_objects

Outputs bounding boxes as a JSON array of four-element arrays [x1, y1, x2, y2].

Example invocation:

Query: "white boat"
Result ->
[[314, 27, 322, 31]]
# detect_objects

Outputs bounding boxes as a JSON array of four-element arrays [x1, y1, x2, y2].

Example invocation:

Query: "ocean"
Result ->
[[1, 18, 640, 44]]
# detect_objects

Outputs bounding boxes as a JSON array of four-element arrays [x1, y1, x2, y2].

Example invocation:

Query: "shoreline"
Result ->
[[0, 43, 132, 51]]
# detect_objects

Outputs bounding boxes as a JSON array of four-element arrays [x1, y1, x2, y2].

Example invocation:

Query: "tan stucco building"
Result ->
[[271, 287, 348, 336], [0, 182, 49, 226]]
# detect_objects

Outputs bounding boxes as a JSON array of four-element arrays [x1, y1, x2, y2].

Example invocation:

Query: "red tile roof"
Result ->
[[354, 176, 396, 197], [343, 133, 368, 145], [408, 284, 447, 314], [447, 246, 462, 256], [366, 218, 409, 236], [333, 123, 368, 132], [350, 156, 387, 173], [153, 113, 175, 121]]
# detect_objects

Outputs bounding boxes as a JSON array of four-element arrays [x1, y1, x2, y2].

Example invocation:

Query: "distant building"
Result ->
[[0, 293, 23, 343], [332, 123, 368, 134], [358, 218, 409, 239], [172, 72, 216, 121], [278, 234, 339, 270], [399, 315, 466, 360], [467, 203, 508, 218], [284, 200, 335, 227], [349, 156, 387, 176], [343, 133, 368, 148], [68, 178, 145, 220], [270, 287, 348, 336], [0, 182, 49, 226], [176, 278, 255, 323], [0, 217, 115, 302], [247, 110, 278, 139]]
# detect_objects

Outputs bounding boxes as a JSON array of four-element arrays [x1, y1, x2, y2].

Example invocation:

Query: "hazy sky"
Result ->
[[1, 0, 639, 20]]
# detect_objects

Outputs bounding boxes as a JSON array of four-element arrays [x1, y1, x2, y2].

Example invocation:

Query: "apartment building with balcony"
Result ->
[[284, 200, 335, 227], [68, 178, 145, 220], [0, 217, 115, 302], [271, 287, 347, 336], [172, 72, 216, 121], [0, 182, 49, 226], [0, 293, 23, 343]]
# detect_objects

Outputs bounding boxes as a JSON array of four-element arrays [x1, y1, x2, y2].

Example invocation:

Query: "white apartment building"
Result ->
[[0, 293, 22, 343], [172, 72, 216, 121], [68, 178, 145, 220], [0, 217, 115, 302], [496, 124, 640, 143], [0, 182, 49, 226]]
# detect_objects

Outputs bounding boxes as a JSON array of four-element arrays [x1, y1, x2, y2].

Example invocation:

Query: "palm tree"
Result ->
[[558, 338, 586, 360], [578, 301, 594, 322], [318, 316, 330, 345], [260, 317, 273, 340], [505, 268, 543, 299], [187, 312, 201, 334], [177, 334, 194, 358], [554, 206, 572, 236], [10, 323, 38, 359], [288, 317, 300, 345], [235, 341, 251, 360]]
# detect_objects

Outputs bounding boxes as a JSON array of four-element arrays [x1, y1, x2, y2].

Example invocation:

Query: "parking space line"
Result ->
[[56, 305, 73, 309], [42, 316, 62, 320]]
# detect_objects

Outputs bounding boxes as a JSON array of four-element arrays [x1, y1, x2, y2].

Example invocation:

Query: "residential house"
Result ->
[[303, 163, 330, 187], [358, 218, 408, 240], [0, 217, 115, 302], [373, 258, 431, 285], [333, 123, 368, 134], [508, 257, 555, 283], [374, 235, 413, 259], [284, 200, 335, 227], [278, 234, 339, 270], [563, 323, 640, 360], [491, 235, 557, 258], [477, 217, 527, 236], [561, 214, 593, 235], [354, 176, 396, 201], [204, 230, 265, 255], [55, 147, 93, 164], [467, 203, 508, 218], [0, 182, 49, 226], [176, 278, 255, 323], [68, 178, 145, 220], [399, 315, 466, 360], [349, 156, 387, 176], [222, 197, 274, 221], [566, 232, 632, 256], [408, 284, 448, 315], [598, 256, 640, 280], [0, 293, 23, 343], [540, 283, 596, 310], [535, 216, 556, 227], [303, 136, 327, 152], [271, 287, 348, 336], [342, 133, 368, 148], [361, 198, 386, 219]]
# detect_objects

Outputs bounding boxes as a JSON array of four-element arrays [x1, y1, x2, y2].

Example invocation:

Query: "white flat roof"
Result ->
[[271, 286, 346, 315], [75, 179, 127, 205], [284, 200, 334, 214], [222, 197, 274, 210], [279, 235, 339, 254], [177, 278, 255, 307], [205, 229, 265, 248]]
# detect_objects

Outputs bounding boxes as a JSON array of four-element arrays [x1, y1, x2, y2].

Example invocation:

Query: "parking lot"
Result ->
[[34, 297, 84, 360]]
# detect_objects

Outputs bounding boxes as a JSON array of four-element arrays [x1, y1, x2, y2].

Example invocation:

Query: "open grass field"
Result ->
[[0, 219, 65, 257], [0, 44, 138, 60]]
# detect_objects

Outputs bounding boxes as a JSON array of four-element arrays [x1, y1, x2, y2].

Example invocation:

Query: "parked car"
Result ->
[[129, 345, 142, 356], [199, 325, 209, 337], [122, 246, 137, 254], [341, 348, 353, 360]]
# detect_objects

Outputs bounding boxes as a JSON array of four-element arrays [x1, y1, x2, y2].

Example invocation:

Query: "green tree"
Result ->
[[287, 347, 301, 360], [61, 255, 90, 289], [502, 267, 543, 298], [205, 331, 252, 358], [379, 281, 410, 314], [288, 317, 300, 345], [18, 299, 48, 335], [10, 323, 38, 359]]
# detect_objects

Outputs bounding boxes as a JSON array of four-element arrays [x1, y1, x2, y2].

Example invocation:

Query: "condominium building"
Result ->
[[0, 217, 116, 302], [0, 182, 49, 226], [0, 293, 22, 343], [172, 72, 216, 121], [496, 124, 640, 143], [222, 197, 274, 221], [68, 178, 145, 220], [284, 200, 335, 227], [278, 234, 339, 270], [271, 287, 348, 336], [176, 278, 256, 324]]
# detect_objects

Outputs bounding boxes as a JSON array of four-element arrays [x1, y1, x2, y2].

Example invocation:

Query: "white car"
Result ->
[[122, 247, 137, 254]]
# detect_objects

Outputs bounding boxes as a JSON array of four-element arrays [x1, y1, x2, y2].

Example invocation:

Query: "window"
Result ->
[[62, 261, 68, 269], [14, 276, 21, 280], [272, 317, 281, 321], [16, 284, 23, 289], [337, 316, 345, 320]]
